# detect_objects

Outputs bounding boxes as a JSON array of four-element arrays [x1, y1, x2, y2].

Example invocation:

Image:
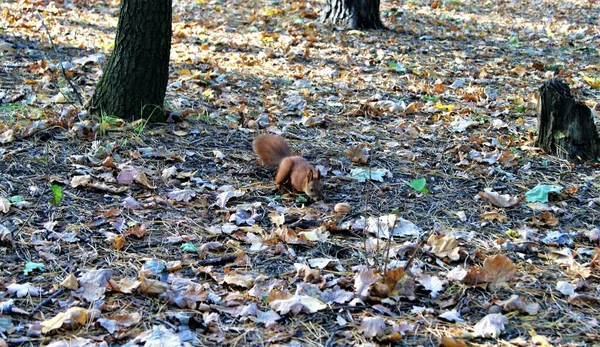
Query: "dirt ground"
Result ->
[[1, 0, 600, 346]]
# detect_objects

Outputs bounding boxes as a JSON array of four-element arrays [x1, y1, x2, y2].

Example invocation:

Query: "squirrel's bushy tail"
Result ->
[[253, 134, 293, 166]]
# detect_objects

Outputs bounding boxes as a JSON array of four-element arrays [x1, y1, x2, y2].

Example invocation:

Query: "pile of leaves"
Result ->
[[1, 0, 599, 345]]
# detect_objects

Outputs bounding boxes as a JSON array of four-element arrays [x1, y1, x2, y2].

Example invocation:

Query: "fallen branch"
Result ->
[[28, 288, 64, 318]]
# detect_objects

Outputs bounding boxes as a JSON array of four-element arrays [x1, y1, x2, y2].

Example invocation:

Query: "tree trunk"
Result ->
[[321, 0, 383, 30], [90, 0, 172, 123], [536, 78, 600, 160]]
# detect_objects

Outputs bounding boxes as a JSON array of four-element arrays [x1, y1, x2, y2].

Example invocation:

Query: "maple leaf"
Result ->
[[7, 283, 41, 298], [417, 275, 445, 298]]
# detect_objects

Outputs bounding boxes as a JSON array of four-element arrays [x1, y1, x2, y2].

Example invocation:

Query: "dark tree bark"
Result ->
[[90, 0, 172, 122], [536, 78, 600, 160], [321, 0, 383, 30]]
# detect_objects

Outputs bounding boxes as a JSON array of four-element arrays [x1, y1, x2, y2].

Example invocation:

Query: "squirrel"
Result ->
[[253, 134, 323, 200]]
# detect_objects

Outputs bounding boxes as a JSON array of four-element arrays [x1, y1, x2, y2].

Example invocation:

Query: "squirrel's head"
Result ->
[[304, 168, 323, 200]]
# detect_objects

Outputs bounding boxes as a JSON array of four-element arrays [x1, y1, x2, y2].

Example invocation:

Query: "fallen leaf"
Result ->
[[60, 273, 79, 290], [41, 307, 89, 334], [478, 191, 520, 208], [417, 275, 445, 298], [483, 255, 517, 284], [70, 175, 91, 188], [0, 197, 11, 213], [496, 295, 540, 315], [268, 288, 326, 314], [7, 283, 41, 298], [354, 268, 381, 300], [358, 316, 386, 338], [427, 234, 460, 261], [473, 313, 508, 338]]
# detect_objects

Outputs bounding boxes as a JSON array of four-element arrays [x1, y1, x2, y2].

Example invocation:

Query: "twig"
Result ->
[[29, 288, 64, 318], [36, 10, 84, 106], [197, 254, 237, 266], [324, 327, 344, 347], [11, 187, 45, 242], [403, 230, 432, 273]]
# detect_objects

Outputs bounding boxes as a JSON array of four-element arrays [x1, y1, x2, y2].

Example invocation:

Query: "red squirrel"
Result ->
[[253, 134, 323, 200]]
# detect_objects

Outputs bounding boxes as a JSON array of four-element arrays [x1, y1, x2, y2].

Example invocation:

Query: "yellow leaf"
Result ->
[[41, 307, 88, 334], [60, 273, 79, 290], [583, 75, 600, 89], [435, 103, 454, 112]]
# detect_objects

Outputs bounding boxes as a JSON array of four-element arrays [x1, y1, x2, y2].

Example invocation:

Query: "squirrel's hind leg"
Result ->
[[275, 157, 294, 191]]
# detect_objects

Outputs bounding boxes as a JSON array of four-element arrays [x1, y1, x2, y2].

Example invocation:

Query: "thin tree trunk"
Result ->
[[90, 0, 172, 122], [321, 0, 384, 30]]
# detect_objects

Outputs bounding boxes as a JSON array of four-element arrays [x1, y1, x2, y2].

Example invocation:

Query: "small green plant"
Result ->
[[422, 95, 438, 102], [195, 109, 217, 124], [50, 184, 63, 206], [133, 104, 162, 135], [409, 178, 429, 194], [99, 112, 121, 136], [514, 105, 527, 113]]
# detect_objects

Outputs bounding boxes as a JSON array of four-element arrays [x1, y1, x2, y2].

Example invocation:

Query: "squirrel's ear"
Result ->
[[314, 168, 320, 180], [305, 168, 313, 182]]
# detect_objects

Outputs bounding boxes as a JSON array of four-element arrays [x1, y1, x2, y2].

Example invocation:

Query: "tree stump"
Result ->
[[536, 78, 600, 160]]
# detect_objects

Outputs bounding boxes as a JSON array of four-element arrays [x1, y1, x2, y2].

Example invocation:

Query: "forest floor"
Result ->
[[1, 0, 600, 346]]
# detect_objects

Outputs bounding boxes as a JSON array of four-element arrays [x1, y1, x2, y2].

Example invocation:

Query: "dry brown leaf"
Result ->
[[70, 175, 91, 188], [372, 267, 405, 297], [268, 290, 326, 314], [41, 307, 89, 334], [480, 210, 508, 222], [496, 295, 540, 315], [138, 276, 168, 295], [60, 273, 79, 290], [529, 211, 559, 228], [427, 234, 461, 261], [294, 263, 322, 284], [483, 255, 517, 284], [478, 191, 520, 208], [354, 268, 381, 300], [108, 278, 140, 294], [461, 267, 487, 286], [440, 337, 469, 347]]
